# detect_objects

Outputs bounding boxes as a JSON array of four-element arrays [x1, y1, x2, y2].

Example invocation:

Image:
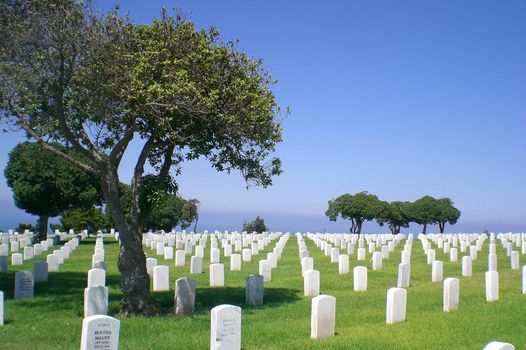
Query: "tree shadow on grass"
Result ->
[[153, 286, 302, 316]]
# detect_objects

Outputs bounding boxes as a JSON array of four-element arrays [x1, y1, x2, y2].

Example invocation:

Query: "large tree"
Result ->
[[180, 199, 200, 232], [4, 142, 101, 241], [326, 192, 383, 235], [61, 207, 108, 234], [377, 201, 411, 234], [406, 195, 440, 234], [436, 198, 461, 233], [0, 1, 283, 315]]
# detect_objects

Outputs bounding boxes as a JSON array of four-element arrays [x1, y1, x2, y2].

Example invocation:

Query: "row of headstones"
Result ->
[[7, 237, 81, 302], [78, 301, 516, 350], [85, 237, 109, 318], [144, 234, 290, 290]]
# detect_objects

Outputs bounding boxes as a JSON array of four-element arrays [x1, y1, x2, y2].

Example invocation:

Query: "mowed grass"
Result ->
[[1, 234, 526, 349]]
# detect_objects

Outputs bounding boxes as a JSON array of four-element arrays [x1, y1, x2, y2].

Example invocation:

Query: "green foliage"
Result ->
[[16, 223, 36, 233], [61, 207, 108, 233], [4, 142, 101, 239], [436, 198, 461, 233], [144, 194, 186, 232], [376, 201, 411, 234], [242, 216, 268, 233], [326, 192, 383, 234], [180, 199, 200, 231]]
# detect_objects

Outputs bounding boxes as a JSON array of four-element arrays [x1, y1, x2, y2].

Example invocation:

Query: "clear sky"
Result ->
[[1, 0, 525, 233]]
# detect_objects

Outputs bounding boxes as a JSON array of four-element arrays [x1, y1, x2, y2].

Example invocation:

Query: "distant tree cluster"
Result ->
[[242, 216, 268, 233], [326, 192, 461, 234]]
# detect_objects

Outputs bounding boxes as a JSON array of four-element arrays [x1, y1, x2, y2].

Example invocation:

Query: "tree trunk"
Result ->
[[356, 220, 363, 235], [389, 223, 396, 235], [37, 214, 49, 243], [100, 164, 158, 316], [439, 222, 445, 233], [422, 223, 427, 234], [193, 216, 198, 233]]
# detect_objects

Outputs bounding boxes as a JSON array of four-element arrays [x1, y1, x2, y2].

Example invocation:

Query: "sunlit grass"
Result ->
[[1, 234, 525, 349]]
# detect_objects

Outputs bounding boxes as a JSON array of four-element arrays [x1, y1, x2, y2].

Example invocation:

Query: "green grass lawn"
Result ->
[[1, 234, 525, 349]]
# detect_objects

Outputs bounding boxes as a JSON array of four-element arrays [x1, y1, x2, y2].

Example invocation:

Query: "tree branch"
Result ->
[[18, 119, 98, 174], [130, 137, 156, 227], [110, 121, 137, 167]]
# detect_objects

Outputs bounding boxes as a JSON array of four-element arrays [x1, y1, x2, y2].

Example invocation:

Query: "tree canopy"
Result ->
[[326, 192, 461, 234], [243, 216, 268, 233], [326, 192, 383, 234], [1, 1, 284, 315], [4, 142, 101, 241]]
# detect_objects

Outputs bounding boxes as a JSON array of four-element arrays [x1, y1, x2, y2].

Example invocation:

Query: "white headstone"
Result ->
[[523, 265, 526, 294], [462, 256, 472, 277], [450, 248, 458, 262], [210, 304, 241, 350], [485, 271, 499, 302], [210, 263, 225, 287], [311, 294, 336, 339], [190, 256, 203, 274], [230, 254, 241, 271], [146, 258, 157, 275], [47, 254, 59, 272], [483, 341, 515, 350], [175, 250, 186, 267], [84, 286, 109, 317], [210, 248, 220, 263], [242, 249, 251, 262], [258, 260, 271, 282], [164, 246, 174, 260], [510, 251, 519, 270], [80, 315, 120, 350], [304, 269, 320, 297], [353, 266, 367, 292], [372, 251, 383, 270], [88, 269, 106, 287], [488, 254, 498, 271], [153, 265, 170, 291], [338, 254, 349, 274], [11, 253, 23, 266], [23, 246, 34, 260], [443, 277, 460, 312], [397, 263, 410, 288], [301, 257, 314, 277], [15, 271, 34, 299], [427, 249, 436, 264], [386, 287, 407, 324], [357, 248, 366, 260], [432, 260, 443, 282]]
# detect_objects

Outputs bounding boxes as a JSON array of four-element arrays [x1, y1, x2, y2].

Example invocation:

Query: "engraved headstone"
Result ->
[[432, 260, 443, 282], [210, 304, 241, 350], [338, 254, 349, 274], [462, 256, 472, 277], [175, 250, 186, 267], [47, 254, 59, 272], [15, 271, 34, 299], [230, 254, 241, 271], [80, 315, 120, 350], [174, 277, 196, 315], [93, 261, 107, 271], [258, 260, 271, 282]]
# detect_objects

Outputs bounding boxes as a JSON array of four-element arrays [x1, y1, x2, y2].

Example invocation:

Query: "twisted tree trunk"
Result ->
[[100, 164, 158, 316]]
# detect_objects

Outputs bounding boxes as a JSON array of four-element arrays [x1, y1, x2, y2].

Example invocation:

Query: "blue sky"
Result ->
[[1, 0, 525, 233]]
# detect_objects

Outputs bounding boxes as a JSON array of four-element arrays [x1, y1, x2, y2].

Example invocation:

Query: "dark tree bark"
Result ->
[[37, 214, 49, 242], [100, 163, 159, 316], [422, 223, 427, 234], [439, 222, 445, 233], [356, 220, 363, 235]]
